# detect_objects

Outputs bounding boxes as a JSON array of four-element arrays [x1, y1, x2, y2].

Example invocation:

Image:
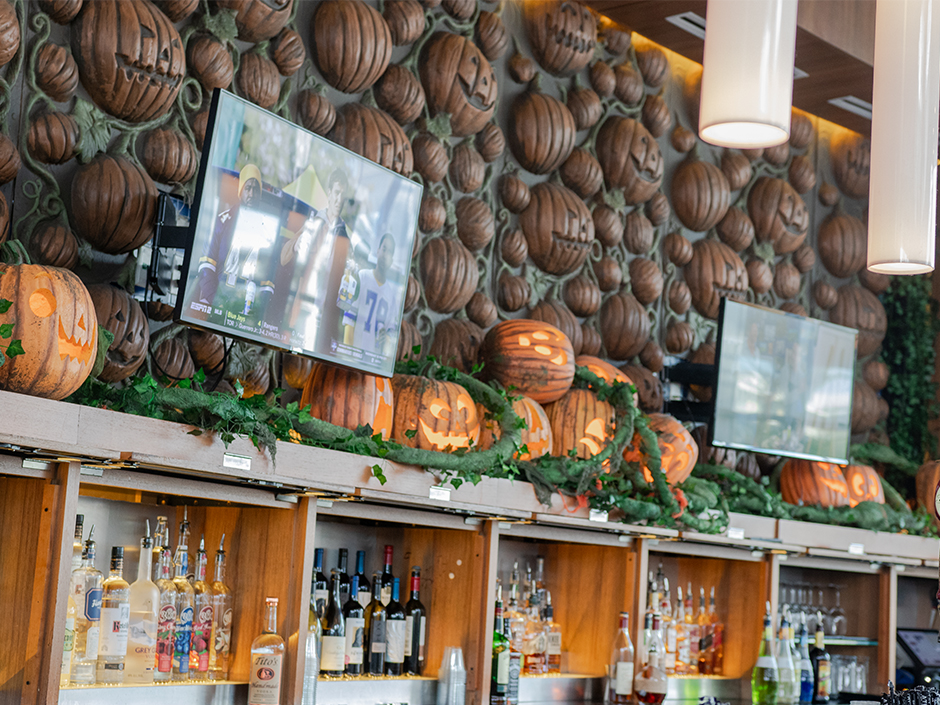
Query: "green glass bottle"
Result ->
[[491, 596, 510, 705], [751, 601, 779, 705]]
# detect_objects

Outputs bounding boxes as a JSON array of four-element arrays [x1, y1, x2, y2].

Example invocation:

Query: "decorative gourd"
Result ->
[[87, 284, 149, 383], [480, 319, 575, 404], [763, 142, 789, 166], [236, 53, 280, 109], [671, 124, 696, 154], [600, 291, 650, 360], [429, 318, 485, 373], [829, 285, 887, 357], [593, 256, 622, 292], [720, 151, 751, 190], [780, 459, 850, 507], [397, 321, 422, 360], [668, 280, 692, 315], [813, 280, 838, 311], [384, 0, 424, 45], [622, 364, 663, 412], [27, 112, 79, 165], [746, 258, 773, 295], [0, 260, 98, 399], [671, 157, 731, 232], [38, 0, 81, 24], [613, 63, 643, 106], [568, 86, 602, 131], [510, 88, 576, 175], [560, 147, 603, 198], [141, 128, 198, 185], [779, 302, 807, 317], [792, 243, 816, 274], [664, 232, 693, 266], [590, 60, 615, 97], [529, 299, 583, 356], [843, 465, 885, 507], [36, 43, 79, 103], [455, 197, 494, 251], [747, 176, 809, 254], [508, 51, 536, 84], [188, 35, 233, 92], [641, 94, 672, 138], [596, 116, 663, 205], [602, 24, 631, 55], [642, 193, 669, 228], [476, 10, 508, 60], [687, 343, 714, 401], [575, 354, 631, 384], [450, 143, 485, 193], [297, 90, 336, 136], [716, 207, 755, 252], [665, 321, 694, 354], [189, 329, 225, 375], [863, 359, 889, 391], [312, 0, 392, 94], [629, 258, 663, 305], [635, 43, 668, 87], [403, 274, 420, 313], [154, 0, 197, 22], [544, 388, 614, 459], [420, 32, 497, 137], [788, 155, 817, 194], [563, 275, 601, 316], [0, 133, 19, 184], [420, 237, 478, 313], [789, 109, 814, 149], [851, 381, 880, 434], [29, 222, 78, 270], [330, 103, 413, 175], [477, 123, 505, 163], [71, 0, 185, 123], [773, 261, 801, 300], [413, 133, 449, 183], [71, 154, 157, 255], [522, 0, 596, 76], [418, 194, 445, 233], [685, 239, 748, 319], [818, 182, 840, 207], [500, 228, 528, 267], [466, 292, 498, 328], [498, 273, 530, 312], [640, 341, 664, 373], [581, 324, 602, 356], [442, 0, 473, 20], [374, 63, 426, 125], [153, 338, 194, 384], [478, 395, 553, 461], [499, 173, 530, 214], [623, 210, 654, 255], [593, 204, 623, 248], [831, 130, 870, 199], [216, 0, 293, 42], [304, 364, 394, 440], [271, 28, 305, 76], [520, 182, 594, 276], [818, 211, 866, 278]]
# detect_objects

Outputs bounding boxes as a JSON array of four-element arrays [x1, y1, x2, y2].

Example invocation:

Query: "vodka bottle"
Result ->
[[125, 523, 159, 684], [172, 518, 195, 680], [71, 528, 103, 685], [154, 548, 177, 682], [248, 598, 285, 705], [190, 537, 213, 679], [209, 534, 233, 680], [97, 546, 130, 683]]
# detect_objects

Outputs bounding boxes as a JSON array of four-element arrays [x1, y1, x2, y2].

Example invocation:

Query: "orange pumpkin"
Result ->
[[391, 374, 480, 451], [544, 388, 614, 460], [478, 394, 553, 461], [481, 319, 575, 404], [842, 464, 884, 507], [281, 353, 313, 389], [0, 261, 99, 400], [780, 459, 850, 507], [575, 354, 639, 407], [623, 413, 698, 485], [301, 364, 394, 440]]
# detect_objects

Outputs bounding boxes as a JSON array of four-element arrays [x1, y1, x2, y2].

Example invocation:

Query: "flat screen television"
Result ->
[[175, 89, 422, 378], [711, 298, 858, 464]]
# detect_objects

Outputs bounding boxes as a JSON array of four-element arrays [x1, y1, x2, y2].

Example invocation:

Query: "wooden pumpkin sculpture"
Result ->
[[188, 329, 225, 376], [830, 130, 870, 200], [29, 222, 78, 270], [72, 0, 185, 123], [478, 394, 553, 461], [623, 413, 698, 485], [27, 112, 79, 165], [530, 299, 583, 357], [311, 0, 391, 94], [419, 32, 497, 137], [520, 182, 594, 276], [747, 177, 809, 254], [671, 157, 731, 232], [481, 319, 575, 404], [564, 275, 601, 317], [544, 388, 614, 460], [419, 237, 479, 313], [684, 239, 749, 319], [818, 211, 867, 279], [600, 291, 650, 360], [622, 364, 663, 412], [429, 318, 485, 374], [36, 43, 80, 103], [0, 259, 99, 400], [510, 87, 576, 175], [217, 0, 293, 42], [0, 0, 18, 68], [329, 103, 413, 176], [575, 354, 639, 407], [843, 465, 885, 507], [829, 285, 887, 357], [187, 35, 233, 93], [391, 374, 479, 451], [780, 459, 850, 507], [522, 0, 597, 77], [87, 283, 149, 383], [302, 364, 394, 440], [141, 128, 198, 185], [596, 116, 664, 205]]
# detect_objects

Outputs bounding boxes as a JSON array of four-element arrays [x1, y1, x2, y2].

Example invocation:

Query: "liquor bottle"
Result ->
[[524, 564, 534, 606], [505, 580, 526, 655], [697, 587, 712, 675], [343, 574, 365, 675], [335, 548, 352, 606], [709, 586, 724, 675], [675, 585, 689, 675], [404, 566, 427, 675], [312, 548, 328, 621], [190, 537, 213, 679], [380, 545, 395, 606], [71, 528, 103, 685], [322, 569, 347, 677], [685, 582, 699, 675], [154, 548, 177, 682], [505, 608, 522, 705], [209, 534, 233, 681], [543, 591, 562, 674], [634, 634, 668, 705], [302, 605, 322, 705], [364, 573, 387, 675], [125, 523, 159, 684], [355, 550, 372, 609], [62, 586, 78, 687], [797, 614, 814, 705], [386, 577, 407, 675], [776, 612, 797, 705], [751, 601, 779, 705], [534, 555, 546, 604], [71, 514, 85, 574], [607, 612, 635, 705], [172, 527, 195, 681], [809, 613, 831, 704], [152, 515, 169, 582], [660, 578, 677, 675], [97, 546, 131, 683], [491, 597, 510, 705], [248, 597, 285, 705], [508, 561, 520, 604], [522, 591, 547, 675]]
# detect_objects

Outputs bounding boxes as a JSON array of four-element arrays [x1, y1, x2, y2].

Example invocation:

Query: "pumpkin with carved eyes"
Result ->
[[544, 388, 614, 460], [391, 374, 479, 451], [303, 363, 394, 440], [831, 130, 870, 200], [87, 283, 149, 383], [420, 32, 497, 137], [481, 319, 575, 404], [72, 0, 185, 123], [780, 459, 850, 507], [684, 239, 749, 320], [520, 182, 594, 276], [843, 464, 884, 507], [477, 394, 553, 461], [0, 261, 99, 400], [329, 103, 413, 176], [747, 177, 809, 255], [523, 0, 597, 77], [596, 116, 664, 205], [622, 413, 698, 485]]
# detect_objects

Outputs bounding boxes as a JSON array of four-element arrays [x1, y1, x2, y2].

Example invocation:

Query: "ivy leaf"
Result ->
[[199, 7, 239, 45], [371, 464, 388, 485], [6, 339, 23, 358], [194, 368, 207, 384], [0, 322, 12, 338], [0, 298, 11, 314], [188, 428, 203, 437], [90, 326, 113, 379], [603, 189, 626, 211], [404, 429, 418, 439], [76, 239, 95, 269], [424, 113, 453, 142], [73, 99, 112, 163], [753, 241, 776, 263]]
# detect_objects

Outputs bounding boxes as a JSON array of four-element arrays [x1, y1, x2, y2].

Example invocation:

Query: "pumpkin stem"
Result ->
[[0, 239, 31, 266]]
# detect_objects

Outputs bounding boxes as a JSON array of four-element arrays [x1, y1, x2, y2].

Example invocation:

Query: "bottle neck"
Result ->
[[494, 603, 504, 632], [196, 552, 208, 582], [356, 551, 365, 574], [138, 540, 153, 582], [158, 550, 172, 580], [314, 549, 323, 572], [338, 550, 348, 573], [349, 575, 360, 599], [410, 572, 420, 599], [815, 630, 825, 649], [619, 614, 630, 632], [372, 574, 382, 599], [214, 553, 226, 583], [392, 578, 400, 603], [84, 543, 96, 569], [264, 602, 278, 634], [110, 558, 123, 579], [383, 546, 393, 573], [332, 572, 342, 602]]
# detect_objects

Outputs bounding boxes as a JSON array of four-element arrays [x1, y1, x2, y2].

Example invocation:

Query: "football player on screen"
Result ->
[[348, 233, 399, 358]]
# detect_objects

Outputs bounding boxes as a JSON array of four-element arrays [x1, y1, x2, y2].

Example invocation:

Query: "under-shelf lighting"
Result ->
[[698, 0, 798, 148], [867, 0, 940, 275]]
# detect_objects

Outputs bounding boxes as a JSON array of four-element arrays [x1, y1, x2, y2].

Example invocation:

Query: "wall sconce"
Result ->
[[867, 0, 940, 275], [698, 0, 798, 148]]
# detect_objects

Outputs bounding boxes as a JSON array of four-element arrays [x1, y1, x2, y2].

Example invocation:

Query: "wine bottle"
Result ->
[[403, 566, 427, 675], [355, 550, 372, 609], [364, 573, 387, 675], [608, 612, 635, 705], [343, 575, 365, 676], [248, 597, 284, 705], [322, 569, 346, 677], [312, 548, 329, 622], [380, 545, 395, 606], [125, 522, 158, 684], [751, 601, 779, 705], [335, 548, 351, 606], [491, 597, 510, 705], [809, 613, 831, 704], [385, 577, 406, 675]]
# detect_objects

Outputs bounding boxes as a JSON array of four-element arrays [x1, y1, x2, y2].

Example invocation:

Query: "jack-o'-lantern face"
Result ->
[[373, 376, 394, 440], [457, 43, 498, 114], [392, 375, 481, 452], [524, 0, 597, 76], [88, 283, 149, 383], [685, 239, 749, 319], [418, 390, 480, 450], [554, 206, 592, 257], [831, 130, 870, 199], [640, 413, 698, 485], [26, 282, 96, 371], [844, 464, 885, 507], [420, 33, 497, 137], [518, 327, 570, 367], [545, 388, 613, 461], [630, 128, 664, 185], [816, 462, 850, 497], [516, 396, 553, 460]]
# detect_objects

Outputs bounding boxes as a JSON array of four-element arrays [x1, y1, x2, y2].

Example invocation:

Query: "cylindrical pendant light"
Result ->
[[698, 0, 799, 148], [867, 0, 940, 275]]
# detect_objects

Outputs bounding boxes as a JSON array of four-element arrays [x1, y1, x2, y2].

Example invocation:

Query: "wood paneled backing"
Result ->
[[877, 566, 897, 691]]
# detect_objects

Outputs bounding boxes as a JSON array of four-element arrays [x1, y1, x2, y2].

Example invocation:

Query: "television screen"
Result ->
[[176, 89, 422, 378], [711, 299, 857, 463]]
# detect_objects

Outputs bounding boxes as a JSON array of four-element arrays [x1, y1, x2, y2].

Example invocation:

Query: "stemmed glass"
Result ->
[[829, 586, 847, 636]]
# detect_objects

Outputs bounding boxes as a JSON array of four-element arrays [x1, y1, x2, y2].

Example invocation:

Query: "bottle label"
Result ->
[[508, 651, 521, 703], [63, 615, 75, 654], [496, 649, 510, 686], [358, 590, 371, 610], [84, 587, 102, 622], [614, 661, 634, 695], [193, 604, 213, 671], [157, 603, 177, 672], [84, 625, 100, 660], [387, 620, 406, 663], [666, 626, 677, 652], [547, 632, 562, 656], [665, 652, 677, 670], [405, 615, 413, 657], [370, 619, 387, 654], [345, 617, 365, 665], [756, 656, 777, 669], [816, 660, 831, 698], [127, 610, 157, 671], [98, 604, 130, 655], [248, 653, 282, 705], [381, 585, 392, 606], [322, 635, 346, 671], [419, 616, 426, 659], [315, 589, 328, 614], [174, 605, 194, 672], [678, 641, 690, 665]]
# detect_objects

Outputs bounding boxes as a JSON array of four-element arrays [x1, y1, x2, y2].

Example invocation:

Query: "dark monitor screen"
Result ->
[[175, 89, 422, 377], [711, 298, 857, 463], [898, 629, 940, 669]]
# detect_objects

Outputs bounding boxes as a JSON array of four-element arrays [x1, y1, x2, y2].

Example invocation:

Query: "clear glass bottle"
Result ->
[[380, 545, 395, 606], [661, 578, 677, 675], [608, 612, 635, 705], [301, 604, 322, 705], [751, 601, 779, 705], [543, 591, 562, 674], [172, 526, 195, 681], [355, 550, 372, 609], [522, 591, 547, 675], [248, 597, 285, 705], [685, 582, 699, 675], [798, 614, 814, 704], [97, 546, 130, 683], [640, 611, 653, 667], [71, 514, 85, 574], [322, 569, 347, 677], [61, 589, 77, 687], [697, 587, 712, 675], [709, 586, 724, 675], [313, 548, 328, 622], [809, 614, 831, 704], [777, 612, 797, 705], [125, 523, 159, 684], [154, 548, 177, 682], [190, 537, 213, 679], [71, 529, 103, 685], [534, 555, 546, 604], [404, 566, 427, 675], [675, 585, 689, 675], [343, 574, 365, 676], [364, 573, 387, 675], [209, 534, 233, 681], [152, 515, 169, 582], [635, 645, 667, 705], [385, 577, 406, 675], [491, 596, 510, 705], [505, 606, 522, 705]]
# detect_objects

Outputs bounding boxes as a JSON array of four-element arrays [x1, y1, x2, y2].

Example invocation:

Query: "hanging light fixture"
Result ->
[[698, 0, 799, 148], [867, 0, 940, 275]]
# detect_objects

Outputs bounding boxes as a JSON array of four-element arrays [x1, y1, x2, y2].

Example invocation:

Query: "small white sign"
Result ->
[[429, 486, 450, 501], [223, 453, 251, 471], [589, 508, 609, 523], [727, 527, 745, 540], [848, 543, 865, 555]]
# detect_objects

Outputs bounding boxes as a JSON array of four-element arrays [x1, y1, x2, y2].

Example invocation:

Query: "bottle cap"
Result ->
[[266, 597, 279, 605]]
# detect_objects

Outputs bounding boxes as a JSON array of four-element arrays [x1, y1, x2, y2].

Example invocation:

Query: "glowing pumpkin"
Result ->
[[391, 374, 480, 451], [622, 413, 698, 485], [780, 459, 850, 507], [575, 354, 639, 407], [481, 319, 575, 404], [301, 363, 394, 440], [477, 394, 553, 461], [544, 388, 614, 460], [843, 464, 884, 507]]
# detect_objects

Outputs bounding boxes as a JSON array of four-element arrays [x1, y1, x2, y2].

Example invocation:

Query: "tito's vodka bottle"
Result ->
[[248, 597, 285, 705], [190, 537, 214, 679], [154, 549, 177, 682], [209, 534, 233, 680], [71, 530, 103, 685], [125, 524, 159, 684], [97, 547, 131, 683]]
